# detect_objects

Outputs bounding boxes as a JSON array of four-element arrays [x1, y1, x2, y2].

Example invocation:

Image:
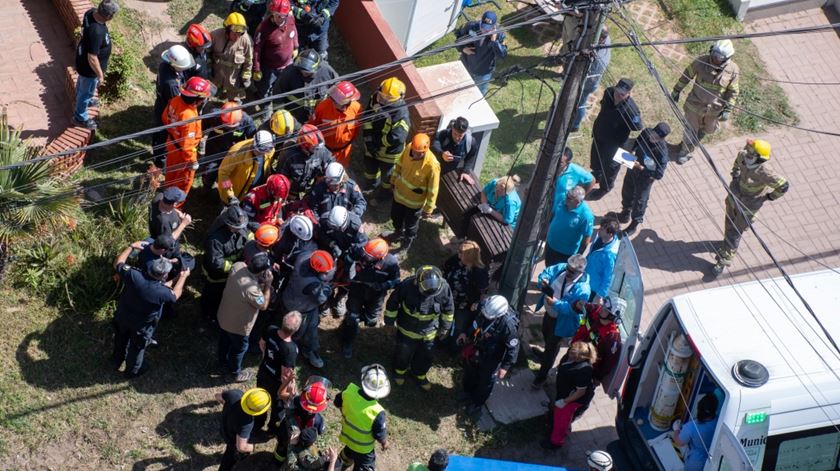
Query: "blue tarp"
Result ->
[[448, 455, 583, 471]]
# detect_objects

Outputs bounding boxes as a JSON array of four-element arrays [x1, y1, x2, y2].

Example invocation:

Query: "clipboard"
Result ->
[[612, 147, 636, 169]]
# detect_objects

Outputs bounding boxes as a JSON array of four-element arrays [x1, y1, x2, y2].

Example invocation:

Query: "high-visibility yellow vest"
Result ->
[[339, 383, 384, 454]]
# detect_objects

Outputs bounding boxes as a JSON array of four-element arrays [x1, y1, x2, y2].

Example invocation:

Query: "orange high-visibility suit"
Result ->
[[309, 98, 361, 168], [162, 96, 202, 204]]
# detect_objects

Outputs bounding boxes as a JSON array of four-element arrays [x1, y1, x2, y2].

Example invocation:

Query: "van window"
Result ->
[[762, 425, 840, 470]]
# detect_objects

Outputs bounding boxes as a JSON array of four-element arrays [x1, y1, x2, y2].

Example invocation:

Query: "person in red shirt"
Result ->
[[571, 295, 624, 385], [242, 173, 291, 227], [253, 0, 299, 101], [309, 81, 361, 168]]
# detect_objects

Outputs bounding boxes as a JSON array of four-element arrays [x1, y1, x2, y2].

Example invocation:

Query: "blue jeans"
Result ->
[[218, 330, 249, 374], [571, 77, 601, 130], [470, 72, 493, 95], [74, 75, 99, 122]]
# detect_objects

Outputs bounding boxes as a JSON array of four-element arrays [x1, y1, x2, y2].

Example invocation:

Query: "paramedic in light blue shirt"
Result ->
[[546, 185, 594, 266], [554, 148, 595, 203], [674, 393, 719, 471], [479, 175, 522, 228], [585, 218, 621, 304]]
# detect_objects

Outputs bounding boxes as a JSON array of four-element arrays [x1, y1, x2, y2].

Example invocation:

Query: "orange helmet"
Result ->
[[411, 133, 430, 153], [364, 238, 389, 260], [186, 23, 212, 50], [255, 224, 280, 247], [309, 250, 334, 273], [300, 380, 329, 413], [297, 124, 324, 153], [219, 101, 242, 128]]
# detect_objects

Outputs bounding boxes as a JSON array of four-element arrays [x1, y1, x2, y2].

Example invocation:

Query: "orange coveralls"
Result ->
[[161, 96, 202, 204], [309, 98, 361, 168]]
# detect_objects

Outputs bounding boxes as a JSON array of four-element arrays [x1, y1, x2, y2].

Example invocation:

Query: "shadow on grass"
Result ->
[[87, 105, 154, 170], [131, 400, 223, 470]]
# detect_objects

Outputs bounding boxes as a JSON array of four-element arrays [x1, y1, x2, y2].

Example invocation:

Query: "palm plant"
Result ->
[[0, 111, 78, 281]]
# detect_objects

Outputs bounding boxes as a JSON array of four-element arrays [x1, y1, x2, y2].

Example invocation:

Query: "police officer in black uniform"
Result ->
[[589, 78, 644, 199], [459, 294, 519, 416], [274, 49, 338, 124], [340, 238, 400, 359], [201, 205, 251, 324]]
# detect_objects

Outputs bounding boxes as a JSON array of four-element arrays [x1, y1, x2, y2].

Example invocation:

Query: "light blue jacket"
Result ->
[[585, 234, 620, 298], [536, 263, 591, 337]]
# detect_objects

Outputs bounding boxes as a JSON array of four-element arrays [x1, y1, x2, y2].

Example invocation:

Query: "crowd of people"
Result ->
[[72, 0, 795, 469]]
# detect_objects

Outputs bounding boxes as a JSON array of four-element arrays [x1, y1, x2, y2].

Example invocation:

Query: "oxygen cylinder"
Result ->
[[649, 332, 694, 431]]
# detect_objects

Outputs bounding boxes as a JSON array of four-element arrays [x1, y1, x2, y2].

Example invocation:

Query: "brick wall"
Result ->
[[51, 0, 92, 38], [335, 0, 442, 136]]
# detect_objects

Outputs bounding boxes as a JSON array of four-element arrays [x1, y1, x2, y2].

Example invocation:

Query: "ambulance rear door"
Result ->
[[715, 423, 754, 471]]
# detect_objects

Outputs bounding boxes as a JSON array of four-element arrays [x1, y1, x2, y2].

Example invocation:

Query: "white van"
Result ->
[[599, 239, 840, 471]]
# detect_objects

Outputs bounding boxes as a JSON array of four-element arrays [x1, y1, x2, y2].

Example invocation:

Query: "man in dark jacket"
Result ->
[[431, 116, 478, 185], [274, 49, 338, 124], [361, 77, 411, 195], [455, 10, 508, 95], [384, 266, 455, 391], [306, 162, 367, 218], [230, 0, 268, 38], [619, 122, 671, 236], [589, 78, 644, 198], [459, 295, 519, 416], [200, 205, 251, 324], [291, 0, 339, 59], [282, 250, 335, 368]]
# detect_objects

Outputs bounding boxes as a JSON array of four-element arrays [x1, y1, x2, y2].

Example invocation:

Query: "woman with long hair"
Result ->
[[543, 341, 598, 449], [441, 240, 489, 353]]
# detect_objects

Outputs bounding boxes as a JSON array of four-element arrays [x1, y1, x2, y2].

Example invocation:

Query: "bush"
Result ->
[[100, 11, 150, 102]]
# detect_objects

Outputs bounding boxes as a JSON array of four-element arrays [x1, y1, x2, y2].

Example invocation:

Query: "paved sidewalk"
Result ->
[[0, 0, 73, 144]]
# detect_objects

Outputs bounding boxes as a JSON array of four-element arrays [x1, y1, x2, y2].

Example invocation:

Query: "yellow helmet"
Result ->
[[224, 12, 247, 33], [378, 77, 406, 102], [240, 388, 271, 416], [270, 109, 296, 137], [748, 139, 771, 160]]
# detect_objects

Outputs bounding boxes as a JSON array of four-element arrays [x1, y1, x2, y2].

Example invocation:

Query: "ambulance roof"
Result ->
[[670, 269, 840, 420]]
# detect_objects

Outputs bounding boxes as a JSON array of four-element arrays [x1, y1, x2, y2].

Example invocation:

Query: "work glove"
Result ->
[[672, 419, 682, 432], [253, 71, 263, 82], [242, 78, 252, 89], [719, 110, 731, 122], [554, 399, 566, 409], [311, 13, 326, 27], [197, 137, 207, 156], [670, 90, 680, 102], [477, 203, 492, 214], [227, 196, 240, 206]]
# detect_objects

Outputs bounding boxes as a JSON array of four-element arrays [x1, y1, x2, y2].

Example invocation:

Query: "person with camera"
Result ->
[[431, 117, 478, 185], [455, 10, 508, 95]]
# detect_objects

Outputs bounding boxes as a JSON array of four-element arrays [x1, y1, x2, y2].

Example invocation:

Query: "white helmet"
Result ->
[[253, 130, 274, 154], [325, 162, 345, 186], [710, 39, 735, 60], [603, 295, 627, 321], [327, 205, 349, 231], [587, 450, 613, 471], [360, 364, 391, 399], [161, 44, 196, 71], [482, 295, 510, 320], [288, 214, 313, 241]]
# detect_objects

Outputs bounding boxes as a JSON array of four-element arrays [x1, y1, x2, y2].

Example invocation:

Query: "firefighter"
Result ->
[[216, 387, 270, 471], [291, 0, 339, 60], [185, 23, 212, 80], [671, 40, 740, 164], [362, 77, 411, 196], [210, 12, 254, 100], [384, 266, 454, 391], [242, 173, 291, 227], [243, 223, 281, 265], [161, 76, 214, 204], [275, 48, 338, 124], [459, 295, 519, 416], [273, 376, 330, 466], [260, 108, 300, 155], [253, 0, 298, 104], [230, 0, 268, 38], [217, 130, 276, 204], [309, 81, 362, 168], [340, 238, 400, 359], [281, 124, 335, 199], [273, 214, 318, 278], [282, 250, 335, 368], [336, 364, 390, 470], [318, 206, 368, 317], [153, 45, 195, 168], [386, 133, 440, 253], [307, 162, 366, 218], [200, 101, 257, 189], [712, 139, 788, 276], [201, 205, 251, 324]]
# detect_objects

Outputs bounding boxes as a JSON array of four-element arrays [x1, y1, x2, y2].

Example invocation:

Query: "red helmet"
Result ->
[[266, 174, 290, 199], [364, 238, 389, 260], [269, 0, 291, 15], [255, 224, 280, 247], [185, 23, 212, 49], [300, 380, 329, 413], [328, 81, 361, 108], [297, 124, 324, 153], [219, 101, 242, 127], [181, 76, 214, 98], [309, 250, 334, 273]]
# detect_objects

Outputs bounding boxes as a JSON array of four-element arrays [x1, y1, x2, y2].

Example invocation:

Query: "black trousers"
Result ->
[[112, 318, 154, 375], [535, 314, 560, 383], [254, 369, 285, 433], [341, 287, 386, 346], [340, 446, 376, 471], [590, 139, 622, 191], [545, 246, 572, 267], [201, 279, 226, 324], [390, 201, 422, 245], [362, 154, 395, 190], [393, 332, 435, 378], [621, 169, 656, 223], [219, 441, 244, 471], [463, 357, 500, 407]]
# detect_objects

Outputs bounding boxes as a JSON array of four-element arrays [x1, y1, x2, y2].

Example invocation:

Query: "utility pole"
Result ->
[[499, 5, 606, 312]]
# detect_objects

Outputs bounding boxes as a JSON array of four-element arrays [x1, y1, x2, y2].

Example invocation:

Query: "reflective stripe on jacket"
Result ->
[[162, 96, 202, 166], [339, 383, 384, 454], [675, 55, 740, 112], [392, 148, 440, 214]]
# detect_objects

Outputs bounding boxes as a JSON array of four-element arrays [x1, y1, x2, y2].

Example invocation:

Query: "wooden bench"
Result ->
[[438, 170, 513, 277]]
